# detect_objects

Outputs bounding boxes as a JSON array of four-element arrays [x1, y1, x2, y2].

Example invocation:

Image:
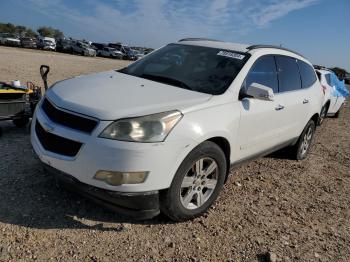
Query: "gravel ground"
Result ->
[[0, 46, 349, 262]]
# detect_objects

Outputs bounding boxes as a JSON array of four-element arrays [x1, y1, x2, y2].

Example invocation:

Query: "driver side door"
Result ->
[[237, 55, 287, 159]]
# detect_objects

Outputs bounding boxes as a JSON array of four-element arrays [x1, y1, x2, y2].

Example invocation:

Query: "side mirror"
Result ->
[[245, 83, 274, 101]]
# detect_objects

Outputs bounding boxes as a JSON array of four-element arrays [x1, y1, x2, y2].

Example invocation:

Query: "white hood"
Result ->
[[46, 71, 212, 120]]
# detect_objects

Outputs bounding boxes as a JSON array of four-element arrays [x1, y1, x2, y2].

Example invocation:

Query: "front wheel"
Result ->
[[160, 141, 227, 221]]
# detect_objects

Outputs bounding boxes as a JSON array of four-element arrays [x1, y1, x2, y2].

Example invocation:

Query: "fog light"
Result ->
[[94, 170, 149, 186]]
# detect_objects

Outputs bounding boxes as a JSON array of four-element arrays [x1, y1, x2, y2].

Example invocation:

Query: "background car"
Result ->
[[71, 41, 96, 56], [97, 47, 123, 59], [0, 33, 20, 46], [20, 37, 37, 49], [316, 69, 349, 118], [56, 38, 74, 53], [91, 42, 105, 52], [132, 49, 145, 60], [37, 37, 56, 51], [108, 43, 136, 60]]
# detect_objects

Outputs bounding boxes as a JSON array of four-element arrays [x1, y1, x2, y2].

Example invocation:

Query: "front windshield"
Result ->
[[119, 43, 249, 95]]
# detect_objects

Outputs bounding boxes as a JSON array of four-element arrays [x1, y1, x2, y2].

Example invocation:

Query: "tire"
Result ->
[[334, 106, 342, 118], [160, 141, 227, 221], [13, 117, 29, 128], [289, 120, 316, 160], [318, 104, 328, 126]]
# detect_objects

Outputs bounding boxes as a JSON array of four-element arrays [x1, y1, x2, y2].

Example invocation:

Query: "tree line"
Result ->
[[0, 22, 64, 39]]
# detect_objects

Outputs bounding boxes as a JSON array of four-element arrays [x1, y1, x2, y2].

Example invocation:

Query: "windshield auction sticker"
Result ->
[[217, 51, 245, 60]]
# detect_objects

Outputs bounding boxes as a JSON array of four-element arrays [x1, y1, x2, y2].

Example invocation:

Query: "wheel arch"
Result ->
[[310, 113, 320, 126], [206, 136, 231, 177], [324, 100, 331, 111]]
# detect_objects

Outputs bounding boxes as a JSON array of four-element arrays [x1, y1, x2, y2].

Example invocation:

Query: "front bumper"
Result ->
[[43, 46, 55, 50], [31, 103, 197, 192], [44, 163, 160, 219]]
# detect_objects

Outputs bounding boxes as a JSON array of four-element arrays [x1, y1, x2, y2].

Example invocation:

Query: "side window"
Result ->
[[325, 74, 332, 86], [276, 56, 302, 92], [244, 56, 279, 93], [298, 60, 317, 88]]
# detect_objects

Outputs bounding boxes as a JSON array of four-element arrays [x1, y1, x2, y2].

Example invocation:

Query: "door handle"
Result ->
[[275, 105, 285, 111], [303, 99, 309, 104]]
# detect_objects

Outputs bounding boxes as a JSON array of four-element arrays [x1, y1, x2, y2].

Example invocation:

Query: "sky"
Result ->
[[0, 0, 349, 71]]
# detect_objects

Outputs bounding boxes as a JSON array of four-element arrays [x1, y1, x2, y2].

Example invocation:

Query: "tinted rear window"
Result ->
[[245, 56, 279, 93], [298, 60, 317, 88], [276, 56, 302, 92]]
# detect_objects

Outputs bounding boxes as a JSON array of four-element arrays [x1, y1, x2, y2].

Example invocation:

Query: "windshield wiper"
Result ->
[[140, 74, 193, 91]]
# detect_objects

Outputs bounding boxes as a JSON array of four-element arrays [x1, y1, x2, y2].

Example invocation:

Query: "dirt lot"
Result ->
[[0, 46, 349, 262]]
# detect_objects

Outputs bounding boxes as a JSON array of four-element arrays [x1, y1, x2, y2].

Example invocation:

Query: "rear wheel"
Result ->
[[161, 141, 227, 221], [334, 105, 343, 118], [13, 117, 29, 128], [289, 120, 316, 160]]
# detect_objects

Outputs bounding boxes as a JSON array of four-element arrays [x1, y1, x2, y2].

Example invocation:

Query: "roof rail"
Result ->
[[247, 45, 305, 58], [178, 38, 222, 43]]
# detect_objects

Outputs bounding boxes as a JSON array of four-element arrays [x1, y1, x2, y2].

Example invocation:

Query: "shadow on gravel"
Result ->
[[0, 122, 296, 232], [265, 147, 294, 160], [0, 169, 173, 231], [0, 122, 172, 231]]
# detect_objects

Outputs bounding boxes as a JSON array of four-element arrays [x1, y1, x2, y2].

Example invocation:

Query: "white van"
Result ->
[[38, 37, 56, 51]]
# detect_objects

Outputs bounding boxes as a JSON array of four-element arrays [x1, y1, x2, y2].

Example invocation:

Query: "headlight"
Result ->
[[99, 110, 182, 142]]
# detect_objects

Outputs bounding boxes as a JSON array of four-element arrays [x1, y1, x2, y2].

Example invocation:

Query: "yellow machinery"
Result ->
[[0, 65, 49, 134]]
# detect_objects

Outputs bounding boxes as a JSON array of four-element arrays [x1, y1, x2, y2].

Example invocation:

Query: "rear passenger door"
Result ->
[[275, 56, 311, 141]]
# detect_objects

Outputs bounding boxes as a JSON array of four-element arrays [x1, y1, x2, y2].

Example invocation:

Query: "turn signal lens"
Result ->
[[94, 170, 149, 186]]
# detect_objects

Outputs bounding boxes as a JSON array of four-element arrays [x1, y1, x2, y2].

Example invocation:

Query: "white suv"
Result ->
[[97, 47, 123, 59], [31, 39, 323, 221], [316, 69, 347, 120]]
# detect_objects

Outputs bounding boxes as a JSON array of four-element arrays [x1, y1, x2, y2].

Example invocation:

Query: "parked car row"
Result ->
[[29, 38, 348, 221], [0, 33, 144, 60], [92, 42, 145, 60], [0, 33, 21, 46], [0, 33, 56, 50]]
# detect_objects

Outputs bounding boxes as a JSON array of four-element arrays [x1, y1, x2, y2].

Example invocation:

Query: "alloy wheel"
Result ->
[[300, 126, 314, 156], [180, 157, 219, 210]]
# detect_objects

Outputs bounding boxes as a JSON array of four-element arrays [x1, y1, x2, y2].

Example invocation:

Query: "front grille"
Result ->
[[35, 121, 82, 157], [41, 98, 98, 133]]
